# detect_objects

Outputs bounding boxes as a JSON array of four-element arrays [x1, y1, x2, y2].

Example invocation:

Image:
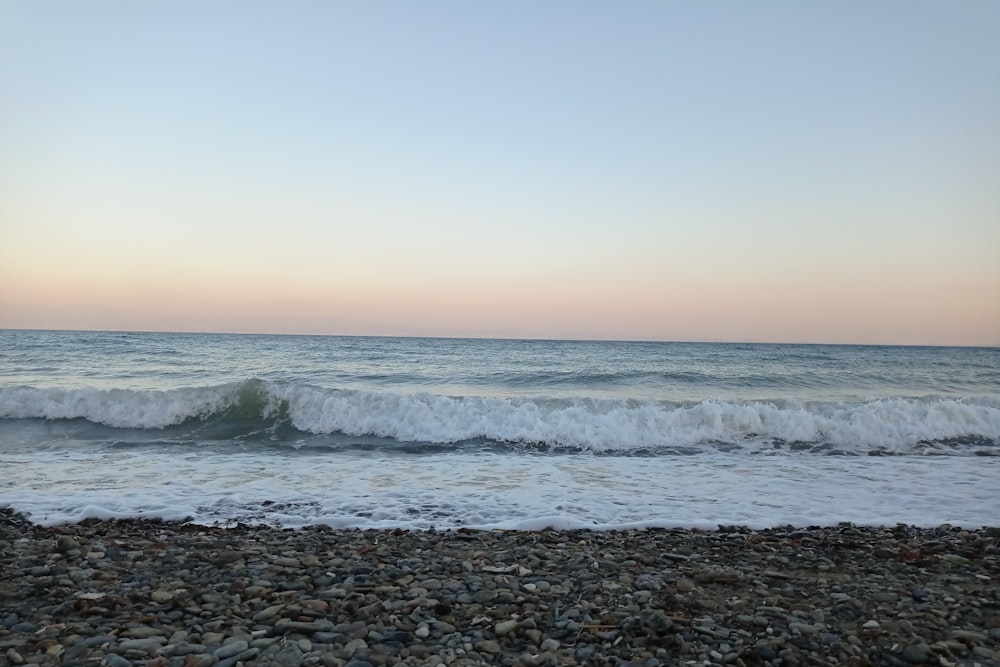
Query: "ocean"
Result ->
[[1, 329, 998, 529]]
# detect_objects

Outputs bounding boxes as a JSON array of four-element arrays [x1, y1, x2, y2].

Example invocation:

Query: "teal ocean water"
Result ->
[[1, 330, 998, 528]]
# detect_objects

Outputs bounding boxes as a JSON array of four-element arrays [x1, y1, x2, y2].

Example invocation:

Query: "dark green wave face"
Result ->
[[224, 378, 290, 422]]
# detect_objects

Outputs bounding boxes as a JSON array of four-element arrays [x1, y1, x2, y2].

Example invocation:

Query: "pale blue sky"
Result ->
[[1, 1, 998, 343]]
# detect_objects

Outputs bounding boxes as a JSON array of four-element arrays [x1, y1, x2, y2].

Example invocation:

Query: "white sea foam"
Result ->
[[282, 386, 1000, 451], [2, 448, 997, 529], [2, 381, 999, 453], [0, 384, 236, 428]]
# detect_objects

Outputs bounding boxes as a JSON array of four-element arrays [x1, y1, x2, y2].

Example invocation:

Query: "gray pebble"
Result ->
[[103, 654, 130, 667], [900, 643, 934, 663], [213, 640, 248, 658], [215, 648, 259, 667]]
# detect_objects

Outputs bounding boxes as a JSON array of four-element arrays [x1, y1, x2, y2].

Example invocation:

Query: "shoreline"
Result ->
[[2, 510, 998, 666]]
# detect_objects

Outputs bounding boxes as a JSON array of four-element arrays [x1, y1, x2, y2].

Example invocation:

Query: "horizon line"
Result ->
[[1, 326, 996, 350]]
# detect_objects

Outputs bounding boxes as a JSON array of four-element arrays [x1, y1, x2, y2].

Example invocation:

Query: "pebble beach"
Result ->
[[2, 509, 998, 667]]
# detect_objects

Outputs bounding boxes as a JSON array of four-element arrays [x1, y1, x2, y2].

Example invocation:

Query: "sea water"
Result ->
[[1, 330, 998, 529]]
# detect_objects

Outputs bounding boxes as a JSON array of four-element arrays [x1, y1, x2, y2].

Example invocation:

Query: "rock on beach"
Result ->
[[1, 508, 998, 666]]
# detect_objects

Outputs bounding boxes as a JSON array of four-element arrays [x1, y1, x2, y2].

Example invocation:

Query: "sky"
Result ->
[[1, 1, 998, 345]]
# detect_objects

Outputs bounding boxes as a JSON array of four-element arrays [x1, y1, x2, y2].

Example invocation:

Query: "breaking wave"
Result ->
[[1, 380, 999, 454]]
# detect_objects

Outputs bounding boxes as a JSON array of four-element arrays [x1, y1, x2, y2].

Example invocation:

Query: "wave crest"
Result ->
[[1, 380, 999, 454]]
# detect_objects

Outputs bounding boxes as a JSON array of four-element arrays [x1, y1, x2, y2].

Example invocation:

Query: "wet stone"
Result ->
[[494, 620, 518, 636], [104, 654, 131, 667], [118, 637, 167, 653], [271, 645, 305, 667], [215, 648, 259, 667], [213, 641, 249, 658], [475, 639, 501, 654], [900, 642, 935, 663]]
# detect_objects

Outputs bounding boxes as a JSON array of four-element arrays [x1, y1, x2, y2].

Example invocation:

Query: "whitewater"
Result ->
[[1, 330, 998, 529]]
